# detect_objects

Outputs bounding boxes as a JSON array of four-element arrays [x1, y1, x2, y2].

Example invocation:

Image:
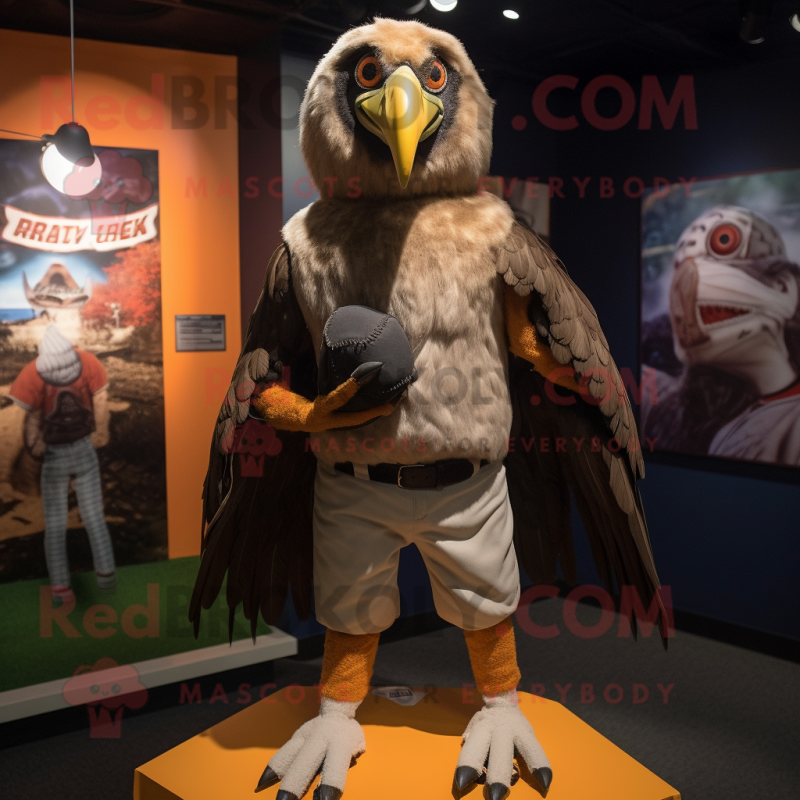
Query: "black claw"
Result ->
[[452, 766, 481, 799], [315, 786, 342, 800], [276, 791, 299, 800], [532, 768, 553, 794], [351, 362, 383, 386], [254, 766, 280, 793], [455, 766, 480, 791], [486, 783, 509, 800]]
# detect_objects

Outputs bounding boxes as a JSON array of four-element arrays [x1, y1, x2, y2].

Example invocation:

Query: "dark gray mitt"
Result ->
[[318, 305, 417, 413]]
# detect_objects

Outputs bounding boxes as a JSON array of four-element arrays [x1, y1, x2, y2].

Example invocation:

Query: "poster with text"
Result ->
[[0, 139, 167, 597], [640, 169, 800, 467]]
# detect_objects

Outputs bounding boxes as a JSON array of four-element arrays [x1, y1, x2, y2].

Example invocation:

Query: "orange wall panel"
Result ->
[[0, 28, 241, 559]]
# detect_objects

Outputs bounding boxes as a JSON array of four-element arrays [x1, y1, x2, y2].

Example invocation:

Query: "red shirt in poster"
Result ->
[[9, 350, 108, 415]]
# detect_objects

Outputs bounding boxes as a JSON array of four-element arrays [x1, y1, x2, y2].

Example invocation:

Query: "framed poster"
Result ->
[[0, 140, 167, 598], [640, 169, 800, 467], [0, 140, 272, 714]]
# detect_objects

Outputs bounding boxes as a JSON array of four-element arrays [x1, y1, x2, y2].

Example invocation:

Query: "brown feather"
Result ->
[[496, 222, 644, 480], [500, 223, 666, 646], [190, 243, 316, 639]]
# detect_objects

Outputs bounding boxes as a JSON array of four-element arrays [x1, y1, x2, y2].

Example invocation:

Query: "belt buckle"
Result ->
[[397, 463, 441, 490], [397, 464, 413, 488]]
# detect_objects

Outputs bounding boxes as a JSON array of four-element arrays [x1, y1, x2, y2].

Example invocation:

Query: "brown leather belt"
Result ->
[[333, 458, 489, 490]]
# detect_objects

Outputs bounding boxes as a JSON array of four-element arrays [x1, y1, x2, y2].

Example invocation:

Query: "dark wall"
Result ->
[[238, 38, 284, 340], [491, 56, 800, 639]]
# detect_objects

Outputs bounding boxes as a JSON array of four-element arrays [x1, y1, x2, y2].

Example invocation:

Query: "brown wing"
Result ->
[[497, 222, 668, 645], [505, 364, 576, 588], [190, 243, 317, 640]]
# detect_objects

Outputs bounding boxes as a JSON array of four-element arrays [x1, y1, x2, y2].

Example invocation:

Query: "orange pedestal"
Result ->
[[134, 687, 680, 800]]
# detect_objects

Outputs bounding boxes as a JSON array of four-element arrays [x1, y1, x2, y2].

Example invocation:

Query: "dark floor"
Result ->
[[1, 598, 799, 799]]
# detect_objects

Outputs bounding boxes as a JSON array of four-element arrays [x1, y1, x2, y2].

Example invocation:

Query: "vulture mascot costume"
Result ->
[[190, 18, 667, 800]]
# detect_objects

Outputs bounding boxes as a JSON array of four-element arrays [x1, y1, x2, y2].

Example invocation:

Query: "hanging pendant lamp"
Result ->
[[0, 0, 101, 196]]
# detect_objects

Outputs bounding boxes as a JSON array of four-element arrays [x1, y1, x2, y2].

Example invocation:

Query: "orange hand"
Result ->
[[253, 368, 396, 433], [504, 284, 581, 394]]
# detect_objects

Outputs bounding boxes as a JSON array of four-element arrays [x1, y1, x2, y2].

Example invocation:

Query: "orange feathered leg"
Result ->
[[457, 618, 553, 799], [320, 629, 381, 703], [463, 617, 521, 697]]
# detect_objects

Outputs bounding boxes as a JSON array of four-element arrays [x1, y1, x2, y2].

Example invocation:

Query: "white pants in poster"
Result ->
[[41, 436, 116, 591]]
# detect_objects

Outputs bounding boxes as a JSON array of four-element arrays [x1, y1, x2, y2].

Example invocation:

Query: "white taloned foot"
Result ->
[[255, 697, 365, 800], [452, 690, 553, 800]]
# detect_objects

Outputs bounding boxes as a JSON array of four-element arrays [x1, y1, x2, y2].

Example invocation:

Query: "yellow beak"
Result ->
[[355, 66, 444, 189]]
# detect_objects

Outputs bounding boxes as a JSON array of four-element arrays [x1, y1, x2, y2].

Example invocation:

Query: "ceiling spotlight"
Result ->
[[740, 12, 766, 42], [503, 9, 520, 19], [430, 0, 457, 11], [739, 0, 774, 43], [791, 12, 800, 31], [379, 0, 428, 13]]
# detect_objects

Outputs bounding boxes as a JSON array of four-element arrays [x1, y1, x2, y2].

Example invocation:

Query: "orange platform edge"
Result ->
[[134, 687, 681, 800]]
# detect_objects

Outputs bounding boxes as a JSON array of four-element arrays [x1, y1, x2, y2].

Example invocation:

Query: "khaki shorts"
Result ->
[[313, 460, 520, 634]]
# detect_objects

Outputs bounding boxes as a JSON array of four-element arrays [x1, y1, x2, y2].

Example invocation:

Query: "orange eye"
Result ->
[[355, 55, 382, 89], [709, 224, 741, 255], [426, 59, 447, 92]]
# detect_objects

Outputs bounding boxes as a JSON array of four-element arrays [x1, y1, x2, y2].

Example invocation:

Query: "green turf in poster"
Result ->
[[0, 556, 272, 693]]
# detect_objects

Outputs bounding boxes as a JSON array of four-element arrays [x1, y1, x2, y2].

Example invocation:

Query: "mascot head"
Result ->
[[669, 205, 800, 369], [299, 18, 493, 199]]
